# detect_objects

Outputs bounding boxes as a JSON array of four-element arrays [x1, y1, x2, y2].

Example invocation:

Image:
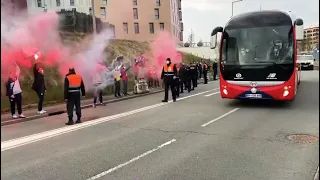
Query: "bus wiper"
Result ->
[[256, 61, 288, 70]]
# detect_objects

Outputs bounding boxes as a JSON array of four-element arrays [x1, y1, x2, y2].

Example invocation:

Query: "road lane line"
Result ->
[[314, 166, 319, 180], [1, 89, 217, 151], [201, 108, 240, 127], [86, 139, 176, 180], [204, 91, 220, 97]]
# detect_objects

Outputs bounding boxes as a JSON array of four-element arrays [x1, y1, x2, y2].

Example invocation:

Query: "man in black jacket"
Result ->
[[161, 58, 178, 102], [32, 63, 46, 114], [212, 60, 218, 80], [64, 68, 86, 125], [189, 63, 197, 90]]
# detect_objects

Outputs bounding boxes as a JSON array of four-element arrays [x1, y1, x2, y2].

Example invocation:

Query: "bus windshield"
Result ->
[[221, 25, 293, 66]]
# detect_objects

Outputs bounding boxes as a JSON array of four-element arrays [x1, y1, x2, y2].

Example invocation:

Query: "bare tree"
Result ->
[[188, 29, 195, 47]]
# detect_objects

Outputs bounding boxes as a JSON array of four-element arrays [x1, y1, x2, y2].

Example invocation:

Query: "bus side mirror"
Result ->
[[295, 18, 304, 40], [210, 34, 218, 49], [210, 27, 223, 49]]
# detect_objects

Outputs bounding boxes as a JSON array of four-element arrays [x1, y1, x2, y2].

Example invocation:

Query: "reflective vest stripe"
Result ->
[[68, 89, 80, 92]]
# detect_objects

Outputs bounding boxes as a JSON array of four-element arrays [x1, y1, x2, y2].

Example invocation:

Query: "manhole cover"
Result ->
[[287, 134, 318, 144]]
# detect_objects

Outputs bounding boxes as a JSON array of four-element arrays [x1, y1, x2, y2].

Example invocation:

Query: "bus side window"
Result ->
[[222, 39, 227, 61]]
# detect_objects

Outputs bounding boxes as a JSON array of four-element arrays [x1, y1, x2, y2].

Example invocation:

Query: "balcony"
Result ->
[[180, 22, 183, 31], [178, 10, 182, 21], [178, 0, 181, 10]]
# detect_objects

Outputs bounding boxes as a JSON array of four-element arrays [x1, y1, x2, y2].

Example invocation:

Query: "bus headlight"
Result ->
[[310, 61, 314, 65], [223, 89, 228, 95], [283, 90, 289, 97]]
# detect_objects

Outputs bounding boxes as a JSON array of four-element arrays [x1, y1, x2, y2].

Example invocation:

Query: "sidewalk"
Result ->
[[1, 78, 208, 126], [1, 88, 164, 126]]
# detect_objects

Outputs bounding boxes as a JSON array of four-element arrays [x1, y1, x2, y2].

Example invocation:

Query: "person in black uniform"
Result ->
[[178, 63, 186, 94], [198, 62, 202, 79], [194, 63, 198, 87], [212, 60, 218, 80], [161, 58, 178, 102], [203, 62, 209, 84], [175, 63, 181, 97], [183, 64, 191, 92], [64, 68, 86, 125], [189, 63, 197, 90]]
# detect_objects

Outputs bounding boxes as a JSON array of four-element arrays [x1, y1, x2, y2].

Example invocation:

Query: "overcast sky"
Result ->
[[181, 0, 319, 42]]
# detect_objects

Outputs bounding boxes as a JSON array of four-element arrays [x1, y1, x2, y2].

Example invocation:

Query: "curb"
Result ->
[[1, 89, 164, 126]]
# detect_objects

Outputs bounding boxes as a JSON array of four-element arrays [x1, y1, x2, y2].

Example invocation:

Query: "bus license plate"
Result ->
[[245, 94, 262, 98]]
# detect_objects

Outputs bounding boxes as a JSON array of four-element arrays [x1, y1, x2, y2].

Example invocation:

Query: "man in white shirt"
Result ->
[[6, 63, 26, 119]]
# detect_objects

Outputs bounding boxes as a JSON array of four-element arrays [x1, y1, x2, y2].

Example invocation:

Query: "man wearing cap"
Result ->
[[64, 68, 86, 125]]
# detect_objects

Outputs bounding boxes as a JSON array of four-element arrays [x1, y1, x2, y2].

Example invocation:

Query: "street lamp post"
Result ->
[[231, 0, 243, 17], [91, 0, 97, 34]]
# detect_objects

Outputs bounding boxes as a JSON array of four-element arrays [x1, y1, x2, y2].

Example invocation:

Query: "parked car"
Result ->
[[297, 55, 315, 70]]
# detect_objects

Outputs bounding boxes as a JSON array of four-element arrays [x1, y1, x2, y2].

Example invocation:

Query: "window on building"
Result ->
[[156, 0, 161, 6], [155, 8, 159, 19], [133, 8, 138, 19], [160, 23, 164, 31], [123, 23, 128, 34], [102, 0, 107, 5], [56, 0, 61, 6], [70, 0, 75, 6], [134, 23, 139, 34], [37, 0, 42, 7], [149, 23, 154, 34], [100, 7, 106, 18], [133, 0, 137, 6]]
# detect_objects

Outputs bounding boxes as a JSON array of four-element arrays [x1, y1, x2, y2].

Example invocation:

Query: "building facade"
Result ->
[[26, 0, 92, 15], [93, 0, 183, 44], [303, 26, 319, 51]]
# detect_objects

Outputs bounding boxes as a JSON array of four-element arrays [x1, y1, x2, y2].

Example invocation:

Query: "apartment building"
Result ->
[[26, 0, 92, 15], [93, 0, 183, 44], [303, 26, 319, 51]]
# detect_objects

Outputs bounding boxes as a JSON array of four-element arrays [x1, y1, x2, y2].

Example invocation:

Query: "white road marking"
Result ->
[[201, 108, 240, 127], [204, 91, 220, 97], [1, 89, 217, 151], [86, 139, 176, 180], [314, 166, 319, 180]]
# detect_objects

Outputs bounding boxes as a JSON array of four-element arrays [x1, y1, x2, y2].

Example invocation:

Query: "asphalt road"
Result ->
[[1, 71, 319, 180]]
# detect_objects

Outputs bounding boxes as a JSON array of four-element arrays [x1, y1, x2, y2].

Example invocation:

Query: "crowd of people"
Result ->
[[160, 58, 218, 102], [5, 57, 219, 125]]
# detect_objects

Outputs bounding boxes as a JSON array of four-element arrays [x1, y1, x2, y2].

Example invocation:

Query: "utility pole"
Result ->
[[91, 0, 96, 34], [231, 0, 243, 17]]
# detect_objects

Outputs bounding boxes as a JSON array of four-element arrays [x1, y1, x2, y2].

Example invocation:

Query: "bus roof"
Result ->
[[225, 10, 294, 30]]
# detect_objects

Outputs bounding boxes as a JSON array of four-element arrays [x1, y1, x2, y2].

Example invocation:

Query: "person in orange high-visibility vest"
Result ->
[[64, 68, 86, 125], [160, 58, 178, 102]]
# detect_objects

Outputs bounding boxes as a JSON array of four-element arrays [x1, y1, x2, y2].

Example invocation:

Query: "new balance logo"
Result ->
[[266, 73, 277, 79]]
